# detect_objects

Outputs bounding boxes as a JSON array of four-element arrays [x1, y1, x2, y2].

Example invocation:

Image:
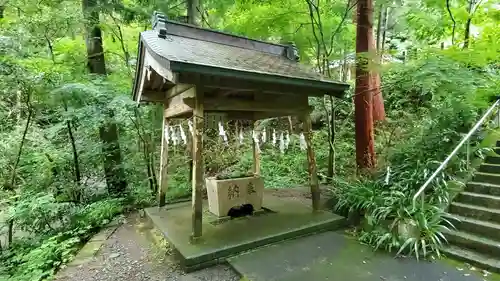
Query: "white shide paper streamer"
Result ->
[[284, 131, 290, 149], [279, 132, 285, 154], [299, 133, 306, 150], [218, 122, 228, 145], [187, 120, 193, 135], [385, 166, 391, 185], [164, 124, 170, 145], [252, 130, 261, 153], [170, 126, 178, 146], [239, 129, 244, 145], [179, 125, 187, 145]]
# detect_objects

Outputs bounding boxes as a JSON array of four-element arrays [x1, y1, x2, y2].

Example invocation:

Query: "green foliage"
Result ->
[[1, 198, 124, 281], [0, 0, 499, 278], [4, 232, 82, 281], [334, 48, 500, 258], [359, 205, 454, 259]]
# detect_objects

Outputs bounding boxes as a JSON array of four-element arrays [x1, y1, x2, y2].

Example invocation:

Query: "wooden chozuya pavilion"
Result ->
[[132, 12, 349, 240]]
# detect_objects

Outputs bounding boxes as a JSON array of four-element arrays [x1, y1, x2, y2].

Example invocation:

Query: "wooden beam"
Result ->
[[164, 88, 195, 118], [204, 99, 308, 113], [158, 110, 169, 207], [302, 114, 320, 211], [178, 72, 345, 97], [164, 103, 192, 118], [218, 89, 254, 97], [191, 86, 204, 240], [136, 66, 148, 104], [166, 84, 193, 100], [253, 110, 312, 120], [222, 107, 313, 120], [140, 83, 193, 103], [144, 49, 177, 83], [183, 96, 309, 114], [140, 90, 166, 102], [150, 71, 167, 91]]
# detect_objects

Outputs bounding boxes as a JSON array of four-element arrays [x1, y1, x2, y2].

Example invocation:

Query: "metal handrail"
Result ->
[[412, 99, 500, 208]]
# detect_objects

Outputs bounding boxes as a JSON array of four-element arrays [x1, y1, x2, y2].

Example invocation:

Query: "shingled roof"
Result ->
[[132, 12, 349, 102]]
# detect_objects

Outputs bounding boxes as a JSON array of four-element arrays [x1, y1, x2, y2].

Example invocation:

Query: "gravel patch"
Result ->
[[54, 214, 240, 281]]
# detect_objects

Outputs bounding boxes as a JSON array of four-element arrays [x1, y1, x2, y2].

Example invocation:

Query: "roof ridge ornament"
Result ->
[[152, 11, 168, 39], [283, 42, 300, 62]]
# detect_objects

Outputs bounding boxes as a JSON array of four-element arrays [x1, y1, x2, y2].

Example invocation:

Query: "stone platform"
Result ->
[[145, 192, 345, 271], [229, 231, 494, 281]]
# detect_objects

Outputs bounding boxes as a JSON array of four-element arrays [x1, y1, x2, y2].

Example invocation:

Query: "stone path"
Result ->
[[54, 213, 239, 281], [229, 231, 497, 281], [55, 212, 499, 281]]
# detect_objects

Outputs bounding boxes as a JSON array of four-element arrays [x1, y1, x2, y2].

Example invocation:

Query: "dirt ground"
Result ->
[[54, 213, 240, 281], [53, 187, 334, 281]]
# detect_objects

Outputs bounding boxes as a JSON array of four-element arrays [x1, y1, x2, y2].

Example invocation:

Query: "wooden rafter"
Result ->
[[144, 49, 177, 83]]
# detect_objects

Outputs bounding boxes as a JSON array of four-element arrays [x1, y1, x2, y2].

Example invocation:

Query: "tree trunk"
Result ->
[[376, 4, 384, 51], [6, 105, 33, 248], [83, 0, 106, 75], [187, 0, 202, 26], [371, 74, 384, 122], [354, 0, 376, 170], [63, 101, 81, 201], [373, 4, 385, 123], [463, 0, 474, 49], [67, 120, 82, 201], [82, 0, 127, 195], [99, 115, 127, 195], [371, 37, 385, 122], [446, 0, 456, 45], [381, 6, 389, 52]]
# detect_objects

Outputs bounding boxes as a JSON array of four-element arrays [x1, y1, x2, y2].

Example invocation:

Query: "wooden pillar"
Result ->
[[191, 87, 204, 239], [187, 134, 193, 182], [302, 114, 320, 211], [158, 106, 169, 207], [252, 122, 261, 175]]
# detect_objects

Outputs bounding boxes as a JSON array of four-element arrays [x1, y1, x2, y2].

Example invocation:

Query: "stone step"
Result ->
[[444, 229, 500, 257], [466, 181, 500, 196], [478, 163, 500, 174], [449, 202, 500, 224], [444, 213, 500, 241], [442, 245, 500, 273], [455, 192, 500, 209], [472, 172, 500, 185], [485, 155, 500, 165]]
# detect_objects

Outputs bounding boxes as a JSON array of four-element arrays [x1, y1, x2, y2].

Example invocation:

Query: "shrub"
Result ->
[[333, 50, 500, 258]]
